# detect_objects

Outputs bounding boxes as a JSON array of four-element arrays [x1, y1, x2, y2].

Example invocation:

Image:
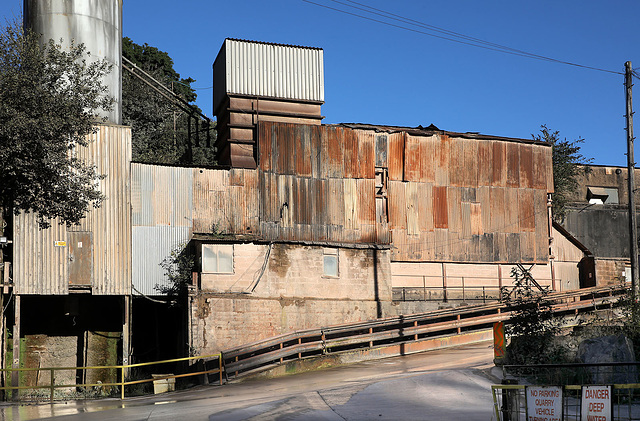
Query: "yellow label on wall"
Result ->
[[54, 241, 67, 247]]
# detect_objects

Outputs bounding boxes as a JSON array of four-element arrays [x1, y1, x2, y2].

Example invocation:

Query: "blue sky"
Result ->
[[2, 1, 639, 166]]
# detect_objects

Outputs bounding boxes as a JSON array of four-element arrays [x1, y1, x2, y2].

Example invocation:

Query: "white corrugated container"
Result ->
[[213, 39, 324, 113]]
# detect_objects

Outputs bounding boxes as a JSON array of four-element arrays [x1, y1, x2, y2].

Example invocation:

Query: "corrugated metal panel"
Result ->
[[132, 164, 193, 227], [491, 142, 506, 187], [417, 183, 433, 232], [14, 213, 68, 295], [86, 125, 132, 295], [463, 139, 478, 187], [132, 226, 190, 296], [477, 141, 492, 186], [420, 136, 436, 183], [433, 186, 448, 229], [404, 135, 421, 182], [506, 142, 520, 188], [504, 188, 519, 234], [193, 169, 233, 233], [489, 187, 505, 233], [519, 144, 534, 188], [447, 187, 462, 233], [14, 125, 131, 295], [518, 189, 535, 231], [435, 134, 449, 186], [388, 181, 407, 229], [357, 131, 375, 179], [388, 132, 405, 181], [214, 39, 324, 112], [405, 182, 419, 235], [357, 179, 375, 224], [343, 179, 358, 230], [477, 186, 491, 234], [449, 137, 464, 186]]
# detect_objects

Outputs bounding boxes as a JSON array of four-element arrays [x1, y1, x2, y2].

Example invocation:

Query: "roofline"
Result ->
[[224, 38, 323, 51], [552, 221, 593, 256], [335, 123, 551, 146]]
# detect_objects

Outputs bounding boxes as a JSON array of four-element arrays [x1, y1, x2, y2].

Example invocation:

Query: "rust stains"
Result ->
[[269, 243, 291, 278]]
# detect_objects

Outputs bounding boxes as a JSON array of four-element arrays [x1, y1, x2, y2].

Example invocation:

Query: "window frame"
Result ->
[[201, 244, 234, 274], [323, 248, 339, 278]]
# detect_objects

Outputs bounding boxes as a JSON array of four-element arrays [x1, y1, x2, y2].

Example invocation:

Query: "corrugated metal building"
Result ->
[[14, 124, 132, 294]]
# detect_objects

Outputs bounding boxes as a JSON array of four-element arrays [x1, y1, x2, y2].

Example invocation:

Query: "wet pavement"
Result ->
[[0, 342, 499, 420]]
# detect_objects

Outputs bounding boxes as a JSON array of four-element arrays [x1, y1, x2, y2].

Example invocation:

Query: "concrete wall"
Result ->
[[563, 206, 634, 259], [191, 243, 391, 353]]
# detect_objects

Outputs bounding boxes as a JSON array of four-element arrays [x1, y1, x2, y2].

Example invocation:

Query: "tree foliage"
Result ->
[[157, 243, 194, 306], [0, 18, 113, 228], [502, 266, 566, 365], [533, 125, 592, 222], [122, 37, 215, 166]]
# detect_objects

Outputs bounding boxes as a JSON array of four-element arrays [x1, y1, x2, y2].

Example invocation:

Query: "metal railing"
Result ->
[[393, 285, 502, 302], [1, 285, 629, 401], [492, 383, 640, 420], [0, 353, 222, 402], [222, 285, 628, 380], [503, 362, 640, 386]]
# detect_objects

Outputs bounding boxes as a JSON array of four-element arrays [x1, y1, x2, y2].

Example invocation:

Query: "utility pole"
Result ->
[[626, 61, 639, 299]]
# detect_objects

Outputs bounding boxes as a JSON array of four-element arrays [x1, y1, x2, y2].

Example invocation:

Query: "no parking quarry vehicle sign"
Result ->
[[526, 386, 562, 421]]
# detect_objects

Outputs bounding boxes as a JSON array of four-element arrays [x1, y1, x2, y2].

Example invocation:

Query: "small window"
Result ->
[[202, 244, 234, 273], [323, 248, 339, 277], [587, 187, 619, 205]]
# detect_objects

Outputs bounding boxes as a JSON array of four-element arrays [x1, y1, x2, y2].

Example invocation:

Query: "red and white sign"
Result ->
[[581, 386, 611, 421], [526, 386, 562, 421]]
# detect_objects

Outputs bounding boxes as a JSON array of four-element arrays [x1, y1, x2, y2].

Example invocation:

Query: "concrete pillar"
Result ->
[[11, 295, 20, 400], [122, 295, 130, 378]]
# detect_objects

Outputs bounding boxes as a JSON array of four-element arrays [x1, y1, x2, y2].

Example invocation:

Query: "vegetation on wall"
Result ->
[[0, 18, 112, 229], [533, 125, 592, 222], [157, 243, 195, 305]]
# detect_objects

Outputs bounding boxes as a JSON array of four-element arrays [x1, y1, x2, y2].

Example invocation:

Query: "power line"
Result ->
[[303, 0, 623, 76]]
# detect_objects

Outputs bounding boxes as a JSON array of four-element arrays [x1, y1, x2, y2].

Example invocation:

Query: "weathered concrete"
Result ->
[[192, 243, 390, 354]]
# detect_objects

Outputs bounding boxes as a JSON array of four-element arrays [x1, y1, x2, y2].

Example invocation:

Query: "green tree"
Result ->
[[502, 265, 565, 366], [0, 18, 113, 229], [533, 125, 592, 222], [122, 37, 215, 166]]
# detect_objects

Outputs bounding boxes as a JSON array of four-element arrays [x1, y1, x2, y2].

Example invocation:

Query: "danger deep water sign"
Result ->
[[581, 386, 612, 421]]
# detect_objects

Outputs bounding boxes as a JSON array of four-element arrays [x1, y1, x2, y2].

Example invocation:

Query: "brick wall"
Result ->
[[595, 258, 629, 285]]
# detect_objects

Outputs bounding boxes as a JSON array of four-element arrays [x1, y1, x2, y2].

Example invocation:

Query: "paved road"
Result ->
[[0, 342, 500, 420]]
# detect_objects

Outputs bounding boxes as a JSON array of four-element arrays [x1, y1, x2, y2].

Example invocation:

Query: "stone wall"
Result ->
[[595, 258, 629, 286], [192, 243, 391, 353]]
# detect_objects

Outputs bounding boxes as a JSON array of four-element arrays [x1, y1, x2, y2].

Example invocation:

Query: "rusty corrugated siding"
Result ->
[[433, 186, 448, 229], [14, 125, 131, 295], [204, 122, 552, 263], [378, 131, 552, 264]]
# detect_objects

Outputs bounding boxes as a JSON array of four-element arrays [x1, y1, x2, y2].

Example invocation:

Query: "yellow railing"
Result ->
[[0, 353, 222, 402]]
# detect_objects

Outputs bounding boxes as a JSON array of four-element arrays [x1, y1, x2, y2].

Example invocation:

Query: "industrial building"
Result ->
[[2, 1, 598, 388]]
